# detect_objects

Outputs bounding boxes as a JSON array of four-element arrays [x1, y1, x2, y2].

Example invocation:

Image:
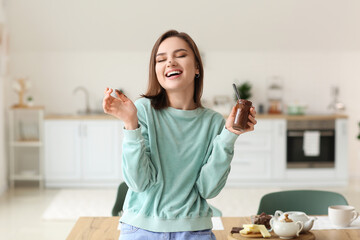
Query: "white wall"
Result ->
[[0, 75, 6, 194], [0, 0, 7, 194], [2, 0, 360, 181], [340, 52, 360, 179]]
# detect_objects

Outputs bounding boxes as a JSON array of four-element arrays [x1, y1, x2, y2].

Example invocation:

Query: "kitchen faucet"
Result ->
[[73, 86, 91, 114]]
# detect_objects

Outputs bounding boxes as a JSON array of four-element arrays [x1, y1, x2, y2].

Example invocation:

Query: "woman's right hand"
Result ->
[[103, 88, 138, 130]]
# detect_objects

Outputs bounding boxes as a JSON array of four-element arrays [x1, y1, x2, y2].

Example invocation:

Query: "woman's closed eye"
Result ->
[[156, 53, 187, 63], [156, 58, 166, 63], [176, 54, 187, 58]]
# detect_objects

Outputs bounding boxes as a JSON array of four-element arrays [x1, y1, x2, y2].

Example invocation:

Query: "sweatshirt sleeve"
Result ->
[[196, 126, 238, 199], [121, 105, 157, 192]]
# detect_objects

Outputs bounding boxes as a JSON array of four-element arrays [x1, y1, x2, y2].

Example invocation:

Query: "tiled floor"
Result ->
[[0, 188, 75, 240], [1, 180, 360, 240]]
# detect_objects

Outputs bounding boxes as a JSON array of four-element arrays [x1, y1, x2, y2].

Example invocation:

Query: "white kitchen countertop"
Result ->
[[45, 114, 116, 120], [255, 114, 348, 120], [45, 113, 347, 121]]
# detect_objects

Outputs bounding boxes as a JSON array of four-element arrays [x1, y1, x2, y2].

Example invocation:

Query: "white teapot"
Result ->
[[270, 212, 303, 239], [274, 210, 316, 233]]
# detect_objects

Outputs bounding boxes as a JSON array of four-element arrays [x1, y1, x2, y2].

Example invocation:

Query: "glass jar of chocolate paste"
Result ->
[[233, 99, 252, 131]]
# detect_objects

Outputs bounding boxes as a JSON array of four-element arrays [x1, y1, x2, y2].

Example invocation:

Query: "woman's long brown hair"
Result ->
[[142, 30, 204, 110]]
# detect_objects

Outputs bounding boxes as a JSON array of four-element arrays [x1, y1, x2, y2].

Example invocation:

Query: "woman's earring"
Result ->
[[195, 73, 200, 79]]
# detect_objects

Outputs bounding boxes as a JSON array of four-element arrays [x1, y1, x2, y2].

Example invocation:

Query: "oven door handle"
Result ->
[[287, 130, 334, 137]]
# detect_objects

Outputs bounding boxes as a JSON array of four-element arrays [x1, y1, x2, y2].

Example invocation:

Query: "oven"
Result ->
[[287, 119, 335, 168]]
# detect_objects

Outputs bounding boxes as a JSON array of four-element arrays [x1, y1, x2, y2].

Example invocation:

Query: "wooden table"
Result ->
[[67, 216, 360, 240]]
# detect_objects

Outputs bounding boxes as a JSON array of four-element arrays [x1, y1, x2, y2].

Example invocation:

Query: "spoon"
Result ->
[[232, 83, 241, 101]]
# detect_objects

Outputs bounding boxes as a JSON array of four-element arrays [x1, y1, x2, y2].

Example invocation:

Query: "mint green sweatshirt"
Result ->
[[120, 97, 238, 232]]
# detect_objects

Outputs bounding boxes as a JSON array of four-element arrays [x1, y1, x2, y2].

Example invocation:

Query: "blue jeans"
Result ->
[[119, 223, 216, 240]]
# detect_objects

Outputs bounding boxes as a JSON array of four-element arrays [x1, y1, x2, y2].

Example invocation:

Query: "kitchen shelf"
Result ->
[[11, 141, 43, 147], [11, 175, 43, 181], [9, 107, 45, 188]]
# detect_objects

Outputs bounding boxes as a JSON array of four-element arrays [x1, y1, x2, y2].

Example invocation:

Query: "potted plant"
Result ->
[[234, 81, 252, 101], [27, 96, 34, 106]]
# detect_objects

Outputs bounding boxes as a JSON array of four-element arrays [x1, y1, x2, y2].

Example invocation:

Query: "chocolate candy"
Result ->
[[254, 212, 272, 230], [230, 227, 244, 234]]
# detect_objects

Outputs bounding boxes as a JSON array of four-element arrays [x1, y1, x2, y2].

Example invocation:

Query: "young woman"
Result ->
[[103, 30, 257, 240]]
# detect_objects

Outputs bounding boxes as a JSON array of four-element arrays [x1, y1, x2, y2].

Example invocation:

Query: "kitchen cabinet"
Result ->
[[44, 115, 348, 188], [44, 119, 123, 187], [227, 119, 286, 184], [227, 115, 348, 187], [335, 119, 348, 181], [284, 118, 348, 186]]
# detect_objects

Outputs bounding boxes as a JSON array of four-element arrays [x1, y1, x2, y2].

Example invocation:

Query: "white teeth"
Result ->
[[166, 71, 182, 77]]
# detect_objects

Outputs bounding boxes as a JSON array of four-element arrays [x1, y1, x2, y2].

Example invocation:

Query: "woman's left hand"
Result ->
[[225, 106, 257, 135]]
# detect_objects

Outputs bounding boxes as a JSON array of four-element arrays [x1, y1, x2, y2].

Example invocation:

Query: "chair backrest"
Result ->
[[112, 182, 129, 216], [257, 190, 348, 215]]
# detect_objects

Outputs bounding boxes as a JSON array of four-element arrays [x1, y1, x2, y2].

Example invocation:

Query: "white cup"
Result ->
[[328, 205, 359, 227]]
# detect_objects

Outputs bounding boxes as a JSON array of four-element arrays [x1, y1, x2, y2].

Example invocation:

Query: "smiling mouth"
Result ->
[[165, 70, 183, 78]]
